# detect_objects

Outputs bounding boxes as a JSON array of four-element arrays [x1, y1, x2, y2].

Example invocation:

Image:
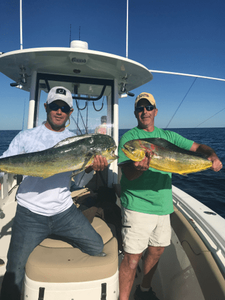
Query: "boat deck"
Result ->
[[1, 184, 225, 299]]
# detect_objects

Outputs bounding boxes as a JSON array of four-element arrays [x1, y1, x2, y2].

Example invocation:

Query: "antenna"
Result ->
[[20, 0, 23, 49], [69, 24, 71, 45], [126, 0, 129, 58]]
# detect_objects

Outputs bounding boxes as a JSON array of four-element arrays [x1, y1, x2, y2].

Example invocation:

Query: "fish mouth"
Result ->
[[110, 147, 118, 159], [100, 146, 118, 161]]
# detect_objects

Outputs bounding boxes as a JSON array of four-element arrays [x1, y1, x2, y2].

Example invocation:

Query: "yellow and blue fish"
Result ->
[[122, 138, 212, 175]]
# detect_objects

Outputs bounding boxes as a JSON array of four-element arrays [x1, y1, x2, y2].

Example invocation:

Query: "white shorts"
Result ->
[[121, 208, 171, 254]]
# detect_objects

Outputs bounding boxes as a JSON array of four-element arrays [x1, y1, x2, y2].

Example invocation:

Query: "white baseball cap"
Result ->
[[46, 87, 73, 108]]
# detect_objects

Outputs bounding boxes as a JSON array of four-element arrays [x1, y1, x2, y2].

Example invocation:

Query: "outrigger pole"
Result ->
[[150, 70, 225, 128], [149, 70, 225, 82]]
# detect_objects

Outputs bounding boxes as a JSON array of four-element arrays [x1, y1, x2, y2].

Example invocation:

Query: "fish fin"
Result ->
[[71, 154, 94, 179], [178, 173, 188, 177], [53, 134, 93, 148], [142, 138, 209, 158]]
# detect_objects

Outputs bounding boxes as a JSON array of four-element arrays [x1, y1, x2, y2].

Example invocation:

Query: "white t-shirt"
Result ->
[[2, 124, 87, 216]]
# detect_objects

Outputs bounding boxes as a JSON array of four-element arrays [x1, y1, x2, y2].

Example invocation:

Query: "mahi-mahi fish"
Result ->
[[0, 134, 118, 178], [122, 138, 212, 175]]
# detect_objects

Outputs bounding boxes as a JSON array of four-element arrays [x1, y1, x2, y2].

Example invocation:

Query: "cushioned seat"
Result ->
[[25, 217, 118, 283]]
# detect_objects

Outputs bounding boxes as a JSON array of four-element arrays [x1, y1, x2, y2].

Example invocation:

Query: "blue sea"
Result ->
[[0, 128, 225, 218]]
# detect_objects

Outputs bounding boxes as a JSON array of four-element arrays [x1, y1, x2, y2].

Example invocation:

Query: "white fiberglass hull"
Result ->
[[24, 272, 118, 300]]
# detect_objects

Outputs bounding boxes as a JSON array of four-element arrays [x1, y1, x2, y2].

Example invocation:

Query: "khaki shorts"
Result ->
[[121, 208, 171, 254]]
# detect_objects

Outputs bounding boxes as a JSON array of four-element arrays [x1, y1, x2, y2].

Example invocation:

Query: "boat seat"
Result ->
[[25, 217, 118, 283]]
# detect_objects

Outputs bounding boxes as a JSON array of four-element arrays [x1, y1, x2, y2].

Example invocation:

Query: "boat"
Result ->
[[0, 39, 225, 300]]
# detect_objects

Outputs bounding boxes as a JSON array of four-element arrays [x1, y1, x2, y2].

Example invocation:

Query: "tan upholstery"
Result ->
[[25, 217, 118, 283]]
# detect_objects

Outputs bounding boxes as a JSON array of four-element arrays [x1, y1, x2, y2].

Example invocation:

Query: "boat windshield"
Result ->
[[36, 74, 114, 136]]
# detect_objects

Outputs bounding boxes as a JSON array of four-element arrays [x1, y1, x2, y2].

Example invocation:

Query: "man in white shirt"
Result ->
[[0, 87, 108, 300]]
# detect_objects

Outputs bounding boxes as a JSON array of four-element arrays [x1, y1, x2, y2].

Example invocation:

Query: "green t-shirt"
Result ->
[[118, 126, 194, 215]]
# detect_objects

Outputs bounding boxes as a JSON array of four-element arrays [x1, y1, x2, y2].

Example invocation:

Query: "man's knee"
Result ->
[[123, 252, 142, 270], [129, 258, 139, 270], [85, 233, 104, 256], [146, 246, 165, 260], [92, 241, 104, 256]]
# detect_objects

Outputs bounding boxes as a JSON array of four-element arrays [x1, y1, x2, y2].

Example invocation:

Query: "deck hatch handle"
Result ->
[[101, 283, 107, 300], [38, 287, 45, 300]]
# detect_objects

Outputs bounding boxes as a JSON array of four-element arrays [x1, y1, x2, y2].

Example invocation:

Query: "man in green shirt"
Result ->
[[118, 92, 222, 300]]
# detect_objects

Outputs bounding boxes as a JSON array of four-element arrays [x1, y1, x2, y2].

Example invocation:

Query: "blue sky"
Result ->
[[0, 0, 225, 130]]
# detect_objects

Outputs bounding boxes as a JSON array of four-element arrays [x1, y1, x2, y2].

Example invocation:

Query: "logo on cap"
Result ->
[[56, 88, 66, 96]]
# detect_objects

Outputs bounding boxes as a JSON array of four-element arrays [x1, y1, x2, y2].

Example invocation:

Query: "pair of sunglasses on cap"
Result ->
[[48, 102, 71, 113], [135, 105, 155, 112]]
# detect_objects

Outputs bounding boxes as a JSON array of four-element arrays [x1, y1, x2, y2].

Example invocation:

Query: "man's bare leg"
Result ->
[[141, 246, 165, 288], [119, 252, 142, 300]]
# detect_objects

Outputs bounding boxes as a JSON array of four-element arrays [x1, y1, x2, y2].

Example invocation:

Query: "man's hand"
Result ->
[[190, 142, 223, 172], [121, 152, 151, 181], [133, 152, 151, 172], [85, 155, 108, 173], [208, 153, 223, 172]]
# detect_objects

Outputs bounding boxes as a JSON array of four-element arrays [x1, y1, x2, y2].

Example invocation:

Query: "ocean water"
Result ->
[[0, 130, 20, 154], [0, 128, 224, 218], [119, 127, 225, 218]]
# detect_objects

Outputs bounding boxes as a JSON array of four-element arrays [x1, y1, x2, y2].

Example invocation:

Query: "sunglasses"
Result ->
[[135, 105, 155, 112], [48, 103, 71, 113]]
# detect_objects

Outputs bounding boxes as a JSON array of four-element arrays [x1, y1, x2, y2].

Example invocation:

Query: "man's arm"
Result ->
[[190, 142, 223, 172], [120, 152, 151, 181]]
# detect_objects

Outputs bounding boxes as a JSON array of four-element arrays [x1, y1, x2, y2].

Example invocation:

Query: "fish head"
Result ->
[[122, 140, 146, 161], [103, 145, 118, 162], [91, 134, 118, 162]]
